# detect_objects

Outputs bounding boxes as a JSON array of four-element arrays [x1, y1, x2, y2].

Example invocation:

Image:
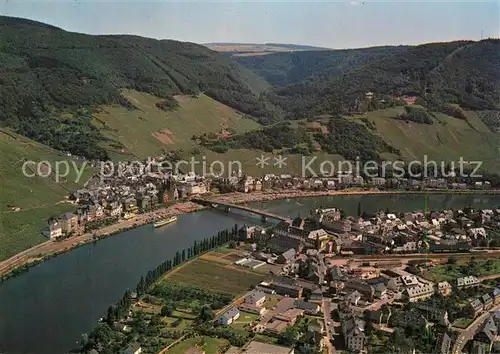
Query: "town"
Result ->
[[81, 200, 500, 354], [43, 157, 497, 241]]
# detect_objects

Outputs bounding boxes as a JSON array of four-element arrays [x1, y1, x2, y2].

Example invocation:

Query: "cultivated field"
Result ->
[[92, 90, 260, 159], [162, 256, 266, 296], [0, 129, 93, 260], [167, 336, 229, 354], [352, 107, 500, 172]]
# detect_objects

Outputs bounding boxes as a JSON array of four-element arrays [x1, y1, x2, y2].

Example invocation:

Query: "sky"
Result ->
[[0, 0, 499, 48]]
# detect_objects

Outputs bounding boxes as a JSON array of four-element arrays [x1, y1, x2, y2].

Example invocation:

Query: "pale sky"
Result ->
[[0, 0, 499, 48]]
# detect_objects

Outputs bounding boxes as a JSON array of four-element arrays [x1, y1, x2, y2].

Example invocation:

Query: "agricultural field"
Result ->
[[164, 258, 265, 296], [352, 107, 500, 172], [92, 90, 260, 159], [0, 129, 93, 260], [167, 336, 230, 354]]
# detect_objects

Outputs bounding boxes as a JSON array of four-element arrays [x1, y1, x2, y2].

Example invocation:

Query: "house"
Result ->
[[481, 293, 493, 310], [342, 316, 367, 352], [308, 318, 325, 334], [437, 281, 452, 296], [416, 304, 450, 326], [245, 290, 266, 307], [301, 331, 325, 351], [60, 212, 78, 234], [260, 277, 302, 298], [434, 332, 453, 354], [457, 276, 480, 289], [365, 307, 392, 325], [374, 283, 387, 299], [492, 288, 500, 304], [310, 287, 324, 302], [273, 309, 304, 324], [122, 342, 142, 354], [467, 299, 484, 318], [345, 280, 374, 301], [107, 201, 123, 218], [391, 310, 429, 330], [471, 316, 497, 354], [347, 291, 362, 306], [218, 307, 240, 325], [402, 283, 434, 302], [294, 300, 321, 315], [48, 218, 62, 239], [122, 197, 138, 213], [277, 248, 296, 264], [239, 303, 266, 315], [181, 181, 208, 196]]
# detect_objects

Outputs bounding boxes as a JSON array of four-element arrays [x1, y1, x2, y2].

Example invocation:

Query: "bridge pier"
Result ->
[[261, 215, 267, 223]]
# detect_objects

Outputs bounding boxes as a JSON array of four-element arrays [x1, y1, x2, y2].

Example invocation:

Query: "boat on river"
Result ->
[[153, 216, 177, 228]]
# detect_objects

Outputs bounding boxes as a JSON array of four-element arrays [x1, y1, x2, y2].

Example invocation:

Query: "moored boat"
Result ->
[[153, 216, 177, 228]]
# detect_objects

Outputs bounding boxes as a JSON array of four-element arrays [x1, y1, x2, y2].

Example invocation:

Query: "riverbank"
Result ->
[[0, 201, 204, 279], [208, 188, 500, 205], [1, 188, 499, 279]]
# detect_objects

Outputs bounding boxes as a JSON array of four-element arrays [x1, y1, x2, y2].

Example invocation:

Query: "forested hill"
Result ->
[[0, 16, 276, 159], [236, 40, 500, 117]]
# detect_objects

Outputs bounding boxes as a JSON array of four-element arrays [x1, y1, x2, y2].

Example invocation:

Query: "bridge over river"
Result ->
[[191, 198, 292, 224]]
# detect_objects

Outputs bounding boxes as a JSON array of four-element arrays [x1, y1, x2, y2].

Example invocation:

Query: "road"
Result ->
[[322, 298, 335, 354], [0, 202, 203, 276], [452, 303, 500, 354]]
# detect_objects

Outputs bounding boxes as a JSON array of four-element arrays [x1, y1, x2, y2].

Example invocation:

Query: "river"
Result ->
[[0, 194, 499, 353]]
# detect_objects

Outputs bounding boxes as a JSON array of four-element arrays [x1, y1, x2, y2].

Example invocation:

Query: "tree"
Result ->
[[106, 306, 116, 325], [303, 288, 312, 301], [357, 202, 362, 217], [161, 302, 174, 317], [447, 256, 457, 265], [278, 326, 298, 346], [181, 249, 186, 263], [197, 305, 214, 323]]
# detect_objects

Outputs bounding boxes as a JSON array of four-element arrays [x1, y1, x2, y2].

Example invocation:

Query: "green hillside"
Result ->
[[237, 40, 500, 116], [351, 108, 500, 172], [92, 90, 261, 159], [0, 16, 278, 160], [0, 129, 93, 260]]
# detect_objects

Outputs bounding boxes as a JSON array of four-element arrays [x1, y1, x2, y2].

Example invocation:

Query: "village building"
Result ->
[[218, 307, 240, 325], [436, 281, 453, 296], [244, 290, 266, 307], [46, 217, 62, 239], [456, 276, 480, 289], [122, 342, 142, 354], [434, 332, 453, 354], [294, 300, 321, 315], [60, 212, 78, 234], [402, 283, 434, 302], [467, 298, 484, 318]]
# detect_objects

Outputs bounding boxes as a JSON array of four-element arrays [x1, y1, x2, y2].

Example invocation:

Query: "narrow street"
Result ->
[[322, 298, 335, 354], [452, 303, 500, 354]]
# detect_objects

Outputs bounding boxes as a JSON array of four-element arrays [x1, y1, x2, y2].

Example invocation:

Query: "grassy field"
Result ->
[[167, 336, 229, 354], [92, 90, 260, 159], [163, 257, 265, 296], [165, 259, 265, 295], [352, 107, 500, 172], [0, 129, 93, 260], [452, 317, 474, 329], [425, 259, 500, 282]]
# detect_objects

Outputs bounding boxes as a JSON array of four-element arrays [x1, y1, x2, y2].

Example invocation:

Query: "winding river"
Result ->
[[1, 194, 499, 353]]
